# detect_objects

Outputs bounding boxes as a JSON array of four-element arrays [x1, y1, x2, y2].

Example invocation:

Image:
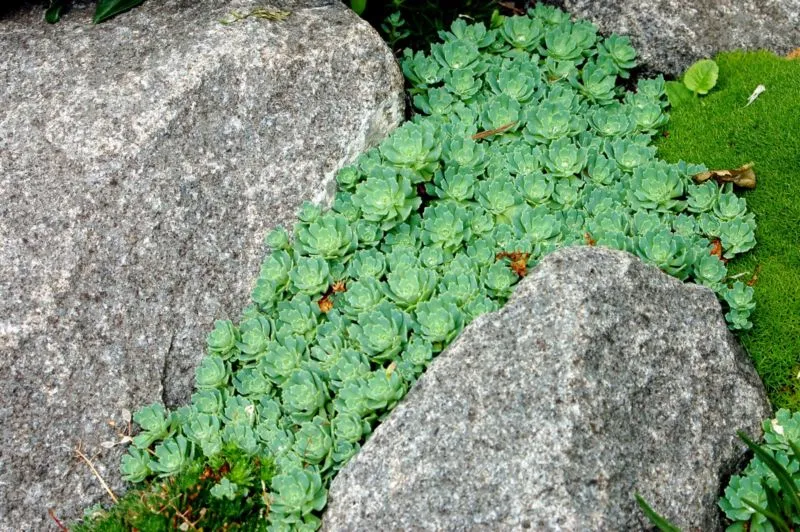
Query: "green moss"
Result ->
[[73, 446, 275, 530], [656, 50, 800, 410]]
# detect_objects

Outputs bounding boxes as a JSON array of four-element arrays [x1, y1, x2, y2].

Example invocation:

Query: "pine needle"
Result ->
[[48, 509, 68, 531], [75, 442, 118, 504]]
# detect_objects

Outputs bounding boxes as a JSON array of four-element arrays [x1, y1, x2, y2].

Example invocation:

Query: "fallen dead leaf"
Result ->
[[710, 239, 724, 260], [787, 47, 800, 60], [318, 296, 334, 313], [497, 1, 525, 15], [496, 250, 531, 277], [693, 162, 756, 189], [747, 264, 763, 287]]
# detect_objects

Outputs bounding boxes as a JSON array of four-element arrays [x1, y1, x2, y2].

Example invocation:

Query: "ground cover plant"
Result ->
[[348, 0, 502, 53], [657, 50, 800, 410], [76, 6, 761, 529]]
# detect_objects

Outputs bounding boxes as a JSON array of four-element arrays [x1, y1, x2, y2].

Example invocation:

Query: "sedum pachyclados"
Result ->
[[100, 5, 760, 531]]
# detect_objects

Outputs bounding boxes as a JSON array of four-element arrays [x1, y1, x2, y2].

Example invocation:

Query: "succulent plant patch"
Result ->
[[79, 5, 758, 530]]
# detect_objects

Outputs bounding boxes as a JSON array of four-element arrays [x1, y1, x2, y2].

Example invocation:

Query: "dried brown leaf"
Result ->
[[710, 239, 724, 260], [496, 250, 531, 277], [497, 1, 525, 15], [787, 48, 800, 60], [318, 297, 333, 313], [693, 162, 756, 189], [747, 265, 763, 287]]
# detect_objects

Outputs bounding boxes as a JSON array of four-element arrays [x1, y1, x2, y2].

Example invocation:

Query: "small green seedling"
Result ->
[[665, 58, 719, 108], [665, 81, 693, 108], [683, 58, 719, 95], [381, 12, 412, 51]]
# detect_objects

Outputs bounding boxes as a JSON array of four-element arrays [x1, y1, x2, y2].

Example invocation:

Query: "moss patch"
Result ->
[[656, 50, 800, 410]]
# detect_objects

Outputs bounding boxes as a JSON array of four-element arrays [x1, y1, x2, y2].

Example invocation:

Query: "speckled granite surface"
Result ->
[[0, 1, 403, 526]]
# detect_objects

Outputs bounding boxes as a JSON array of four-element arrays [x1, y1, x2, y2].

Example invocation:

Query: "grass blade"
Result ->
[[764, 484, 791, 525], [787, 438, 800, 461], [634, 493, 682, 532], [93, 0, 146, 24], [741, 497, 791, 532], [45, 0, 65, 23], [737, 431, 800, 516]]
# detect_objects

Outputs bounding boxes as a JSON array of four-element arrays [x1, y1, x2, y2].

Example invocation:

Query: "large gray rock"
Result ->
[[0, 0, 403, 527], [323, 246, 771, 531], [549, 0, 800, 75]]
